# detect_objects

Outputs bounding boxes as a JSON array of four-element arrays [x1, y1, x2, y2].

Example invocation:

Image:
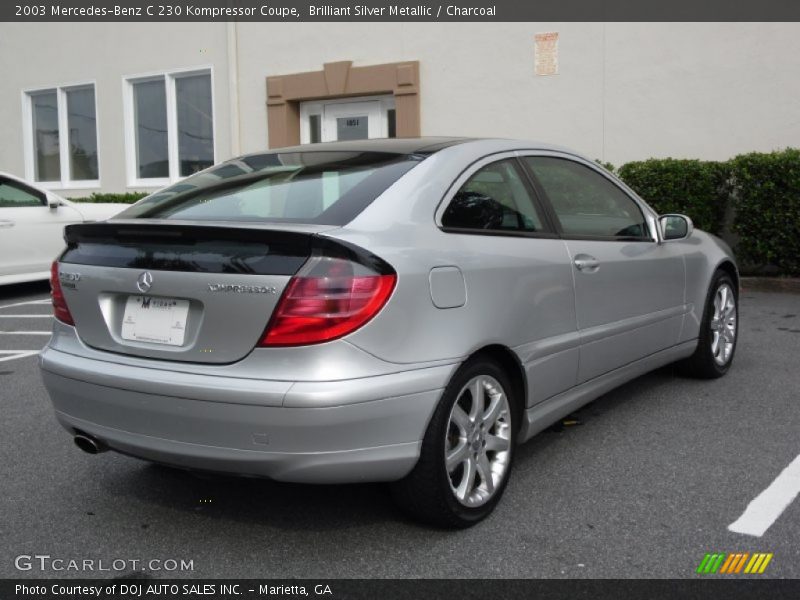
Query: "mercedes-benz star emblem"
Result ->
[[136, 271, 154, 293]]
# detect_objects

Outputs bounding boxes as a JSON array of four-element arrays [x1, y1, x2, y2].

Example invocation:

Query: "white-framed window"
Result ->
[[22, 83, 100, 189], [123, 67, 215, 187], [300, 95, 396, 144]]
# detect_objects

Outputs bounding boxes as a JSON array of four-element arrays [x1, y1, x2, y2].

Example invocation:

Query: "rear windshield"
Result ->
[[116, 151, 423, 225]]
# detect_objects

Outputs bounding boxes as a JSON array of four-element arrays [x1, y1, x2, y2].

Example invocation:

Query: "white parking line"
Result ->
[[0, 299, 50, 310], [0, 351, 40, 363], [728, 454, 800, 537], [0, 315, 52, 318], [0, 331, 51, 335]]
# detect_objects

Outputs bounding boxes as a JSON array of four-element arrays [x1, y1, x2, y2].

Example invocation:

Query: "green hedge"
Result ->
[[70, 192, 148, 204], [613, 150, 800, 275], [617, 159, 730, 235], [730, 149, 800, 275]]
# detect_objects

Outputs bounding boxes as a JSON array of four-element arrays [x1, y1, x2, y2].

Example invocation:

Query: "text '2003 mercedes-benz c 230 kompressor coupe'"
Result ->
[[40, 138, 739, 527]]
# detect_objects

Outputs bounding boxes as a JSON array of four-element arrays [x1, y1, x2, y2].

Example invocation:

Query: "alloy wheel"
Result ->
[[445, 375, 512, 507], [710, 283, 737, 366]]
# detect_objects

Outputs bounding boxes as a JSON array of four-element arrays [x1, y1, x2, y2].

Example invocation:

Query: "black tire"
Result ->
[[391, 356, 518, 528], [680, 270, 739, 379]]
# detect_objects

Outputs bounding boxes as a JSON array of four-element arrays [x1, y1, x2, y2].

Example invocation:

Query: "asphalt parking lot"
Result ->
[[1, 281, 798, 579]]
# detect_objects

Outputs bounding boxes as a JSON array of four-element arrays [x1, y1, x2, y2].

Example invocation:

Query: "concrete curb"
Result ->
[[741, 277, 800, 294]]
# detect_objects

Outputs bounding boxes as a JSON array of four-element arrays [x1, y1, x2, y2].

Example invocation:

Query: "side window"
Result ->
[[523, 157, 650, 239], [442, 160, 544, 232], [0, 180, 45, 208]]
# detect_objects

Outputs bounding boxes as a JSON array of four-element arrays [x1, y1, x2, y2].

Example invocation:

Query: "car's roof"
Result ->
[[238, 137, 582, 160], [0, 170, 38, 188], [241, 137, 476, 157]]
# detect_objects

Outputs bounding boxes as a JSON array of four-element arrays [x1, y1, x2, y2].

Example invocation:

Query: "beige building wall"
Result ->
[[0, 22, 231, 196], [236, 22, 800, 163], [603, 23, 800, 163], [1, 22, 799, 195]]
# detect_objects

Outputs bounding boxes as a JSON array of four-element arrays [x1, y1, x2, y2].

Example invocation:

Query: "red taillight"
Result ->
[[50, 261, 75, 325], [260, 256, 396, 346]]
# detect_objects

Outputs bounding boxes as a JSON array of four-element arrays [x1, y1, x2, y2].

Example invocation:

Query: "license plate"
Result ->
[[121, 296, 190, 346]]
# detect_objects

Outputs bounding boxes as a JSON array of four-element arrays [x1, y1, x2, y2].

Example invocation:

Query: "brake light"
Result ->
[[260, 256, 396, 346], [50, 261, 75, 325]]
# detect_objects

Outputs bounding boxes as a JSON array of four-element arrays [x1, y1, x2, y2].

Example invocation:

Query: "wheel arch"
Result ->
[[715, 259, 740, 295], [465, 344, 528, 429]]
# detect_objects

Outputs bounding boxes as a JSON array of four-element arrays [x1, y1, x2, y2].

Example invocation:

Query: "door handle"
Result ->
[[0, 220, 15, 229], [573, 254, 599, 272]]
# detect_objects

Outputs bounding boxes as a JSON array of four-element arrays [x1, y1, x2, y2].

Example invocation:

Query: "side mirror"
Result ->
[[659, 214, 694, 241], [48, 198, 61, 210]]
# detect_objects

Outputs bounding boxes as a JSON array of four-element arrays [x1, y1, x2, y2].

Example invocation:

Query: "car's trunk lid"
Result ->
[[58, 220, 337, 364]]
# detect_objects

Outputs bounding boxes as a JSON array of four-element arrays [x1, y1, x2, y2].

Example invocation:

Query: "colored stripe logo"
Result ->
[[696, 552, 773, 574]]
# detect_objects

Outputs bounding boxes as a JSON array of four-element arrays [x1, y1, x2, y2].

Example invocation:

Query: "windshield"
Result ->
[[116, 151, 423, 225]]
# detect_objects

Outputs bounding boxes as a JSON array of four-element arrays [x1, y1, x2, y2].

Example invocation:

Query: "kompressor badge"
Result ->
[[207, 284, 277, 294]]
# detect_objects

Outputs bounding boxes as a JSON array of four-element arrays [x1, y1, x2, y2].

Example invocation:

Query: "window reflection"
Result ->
[[133, 79, 169, 179], [176, 74, 213, 176], [66, 87, 99, 180], [31, 91, 60, 182]]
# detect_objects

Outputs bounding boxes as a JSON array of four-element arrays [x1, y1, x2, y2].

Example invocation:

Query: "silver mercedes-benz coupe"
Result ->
[[40, 138, 739, 527]]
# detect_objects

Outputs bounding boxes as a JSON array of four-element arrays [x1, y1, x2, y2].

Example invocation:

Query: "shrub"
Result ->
[[594, 159, 616, 173], [730, 148, 800, 275], [70, 192, 148, 204], [617, 159, 730, 235]]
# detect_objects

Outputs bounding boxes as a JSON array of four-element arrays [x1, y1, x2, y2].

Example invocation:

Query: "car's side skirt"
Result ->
[[518, 339, 697, 442]]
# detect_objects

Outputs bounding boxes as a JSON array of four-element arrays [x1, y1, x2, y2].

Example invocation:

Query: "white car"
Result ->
[[0, 172, 124, 285]]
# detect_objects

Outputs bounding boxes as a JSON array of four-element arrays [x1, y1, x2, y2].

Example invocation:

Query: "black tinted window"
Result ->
[[442, 160, 544, 232], [0, 179, 45, 208], [116, 151, 422, 226], [524, 157, 650, 239]]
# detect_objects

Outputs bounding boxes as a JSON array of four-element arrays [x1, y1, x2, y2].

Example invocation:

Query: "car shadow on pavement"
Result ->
[[0, 280, 50, 300], [512, 364, 687, 463], [96, 458, 403, 532]]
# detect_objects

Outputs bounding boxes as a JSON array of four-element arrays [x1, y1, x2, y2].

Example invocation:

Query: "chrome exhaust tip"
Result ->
[[74, 433, 107, 454]]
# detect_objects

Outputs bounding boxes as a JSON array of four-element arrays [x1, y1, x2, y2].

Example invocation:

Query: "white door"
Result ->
[[300, 96, 395, 144], [0, 176, 82, 278], [322, 101, 382, 142]]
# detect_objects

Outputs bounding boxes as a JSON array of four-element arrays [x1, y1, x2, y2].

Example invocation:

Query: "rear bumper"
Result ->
[[40, 346, 452, 483]]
